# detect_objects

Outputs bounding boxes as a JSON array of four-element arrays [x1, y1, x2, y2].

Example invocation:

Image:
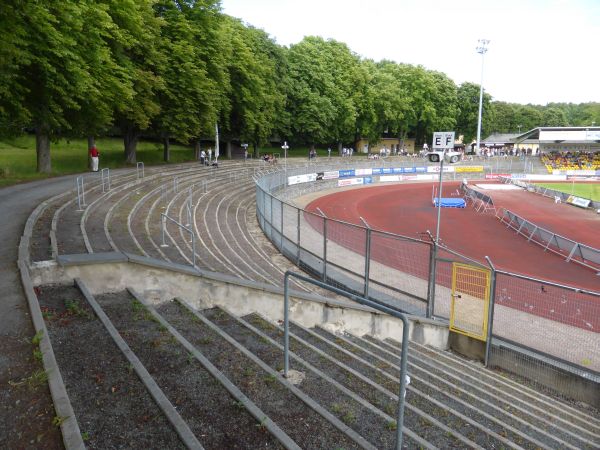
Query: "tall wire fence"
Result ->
[[255, 163, 600, 395]]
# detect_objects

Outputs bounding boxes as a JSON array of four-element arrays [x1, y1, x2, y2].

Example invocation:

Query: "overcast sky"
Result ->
[[221, 0, 600, 106]]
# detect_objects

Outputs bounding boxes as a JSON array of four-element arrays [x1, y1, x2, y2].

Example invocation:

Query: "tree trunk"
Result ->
[[253, 142, 258, 159], [163, 136, 170, 162], [123, 126, 138, 164], [226, 140, 232, 159], [194, 140, 201, 160], [337, 141, 343, 156], [87, 135, 95, 169], [36, 126, 51, 173]]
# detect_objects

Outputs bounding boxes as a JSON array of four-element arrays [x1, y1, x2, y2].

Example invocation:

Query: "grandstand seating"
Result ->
[[541, 150, 600, 172]]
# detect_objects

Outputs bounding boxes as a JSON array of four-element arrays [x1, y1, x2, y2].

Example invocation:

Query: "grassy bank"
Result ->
[[0, 136, 198, 187], [0, 136, 334, 187]]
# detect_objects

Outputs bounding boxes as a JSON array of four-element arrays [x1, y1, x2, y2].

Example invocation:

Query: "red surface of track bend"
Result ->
[[306, 181, 600, 332]]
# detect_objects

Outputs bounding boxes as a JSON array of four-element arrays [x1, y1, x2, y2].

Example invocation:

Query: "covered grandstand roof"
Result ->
[[514, 127, 600, 144]]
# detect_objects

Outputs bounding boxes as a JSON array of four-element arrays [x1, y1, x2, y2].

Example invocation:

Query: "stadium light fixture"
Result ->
[[475, 39, 490, 155]]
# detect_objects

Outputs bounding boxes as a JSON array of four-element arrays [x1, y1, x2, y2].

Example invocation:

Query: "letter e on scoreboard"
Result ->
[[432, 132, 455, 150]]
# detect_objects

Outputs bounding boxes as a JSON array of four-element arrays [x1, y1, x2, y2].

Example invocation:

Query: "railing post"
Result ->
[[283, 272, 291, 377], [191, 229, 196, 268], [136, 162, 144, 180], [160, 214, 168, 247], [76, 176, 86, 211], [101, 168, 110, 193], [484, 256, 497, 367]]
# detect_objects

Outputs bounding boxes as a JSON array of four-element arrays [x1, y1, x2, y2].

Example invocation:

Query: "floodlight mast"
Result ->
[[475, 39, 490, 156]]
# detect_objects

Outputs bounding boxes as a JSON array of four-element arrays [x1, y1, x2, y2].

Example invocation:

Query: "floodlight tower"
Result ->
[[475, 39, 490, 155]]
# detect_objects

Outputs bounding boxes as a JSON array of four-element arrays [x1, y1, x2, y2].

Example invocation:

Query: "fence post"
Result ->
[[296, 208, 301, 264], [484, 256, 497, 367], [280, 201, 284, 250], [270, 195, 274, 240], [317, 208, 328, 282], [360, 217, 371, 298], [426, 231, 437, 319]]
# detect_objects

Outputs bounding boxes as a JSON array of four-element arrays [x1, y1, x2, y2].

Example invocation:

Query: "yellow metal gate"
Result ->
[[450, 263, 491, 341]]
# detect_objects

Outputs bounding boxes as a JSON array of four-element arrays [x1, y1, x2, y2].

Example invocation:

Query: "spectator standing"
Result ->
[[200, 149, 206, 165], [90, 145, 100, 172]]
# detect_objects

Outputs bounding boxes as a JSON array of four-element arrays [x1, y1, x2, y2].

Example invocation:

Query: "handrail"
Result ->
[[283, 270, 409, 449], [160, 212, 196, 268]]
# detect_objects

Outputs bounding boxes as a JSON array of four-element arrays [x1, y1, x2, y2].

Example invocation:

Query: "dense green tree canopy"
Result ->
[[0, 0, 597, 172]]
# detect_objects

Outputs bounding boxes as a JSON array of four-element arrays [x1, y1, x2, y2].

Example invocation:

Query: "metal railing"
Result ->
[[136, 161, 145, 180], [255, 164, 600, 386], [497, 207, 600, 271], [100, 168, 111, 193], [160, 212, 196, 268], [75, 176, 86, 211], [283, 271, 410, 450]]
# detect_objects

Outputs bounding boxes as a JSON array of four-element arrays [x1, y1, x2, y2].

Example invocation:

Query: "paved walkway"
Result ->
[[0, 175, 82, 338]]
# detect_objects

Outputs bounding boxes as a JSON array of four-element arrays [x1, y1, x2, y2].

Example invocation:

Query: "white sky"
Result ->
[[221, 0, 600, 106]]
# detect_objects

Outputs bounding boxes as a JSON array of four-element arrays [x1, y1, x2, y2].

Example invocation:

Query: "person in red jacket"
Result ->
[[90, 145, 99, 172]]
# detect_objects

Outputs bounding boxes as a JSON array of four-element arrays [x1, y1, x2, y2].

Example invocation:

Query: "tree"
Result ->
[[152, 0, 221, 162], [220, 17, 287, 153], [109, 0, 164, 164], [456, 82, 492, 144], [0, 1, 120, 172], [287, 37, 363, 149]]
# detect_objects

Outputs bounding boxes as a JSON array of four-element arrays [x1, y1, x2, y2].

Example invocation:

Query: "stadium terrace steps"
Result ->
[[25, 160, 600, 449], [36, 281, 600, 449]]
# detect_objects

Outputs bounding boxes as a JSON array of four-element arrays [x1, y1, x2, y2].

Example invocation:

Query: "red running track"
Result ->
[[306, 182, 600, 332]]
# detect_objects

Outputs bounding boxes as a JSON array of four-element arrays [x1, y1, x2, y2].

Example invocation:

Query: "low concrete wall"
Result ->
[[489, 343, 600, 408], [30, 253, 450, 350]]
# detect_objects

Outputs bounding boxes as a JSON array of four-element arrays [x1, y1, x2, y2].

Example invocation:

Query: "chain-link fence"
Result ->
[[255, 164, 600, 387]]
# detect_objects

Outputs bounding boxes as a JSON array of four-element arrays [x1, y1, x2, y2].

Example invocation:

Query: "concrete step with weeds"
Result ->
[[36, 283, 186, 449], [371, 335, 600, 449], [95, 290, 285, 449], [180, 303, 427, 450], [241, 312, 488, 449], [407, 339, 600, 431], [158, 301, 372, 450]]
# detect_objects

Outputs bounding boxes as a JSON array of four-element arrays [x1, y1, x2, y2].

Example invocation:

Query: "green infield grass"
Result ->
[[534, 182, 600, 202]]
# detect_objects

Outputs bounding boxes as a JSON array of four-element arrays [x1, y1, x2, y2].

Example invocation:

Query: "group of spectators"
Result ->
[[541, 151, 600, 171]]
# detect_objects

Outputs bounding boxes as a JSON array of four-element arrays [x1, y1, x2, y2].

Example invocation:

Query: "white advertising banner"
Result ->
[[355, 168, 373, 176], [322, 170, 340, 180], [337, 178, 364, 187], [426, 166, 455, 173], [567, 195, 591, 208], [288, 173, 317, 186], [380, 175, 401, 182], [416, 174, 437, 181]]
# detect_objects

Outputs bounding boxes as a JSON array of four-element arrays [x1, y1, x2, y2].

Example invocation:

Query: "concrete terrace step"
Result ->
[[153, 300, 372, 449], [347, 331, 600, 449], [36, 282, 187, 449]]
